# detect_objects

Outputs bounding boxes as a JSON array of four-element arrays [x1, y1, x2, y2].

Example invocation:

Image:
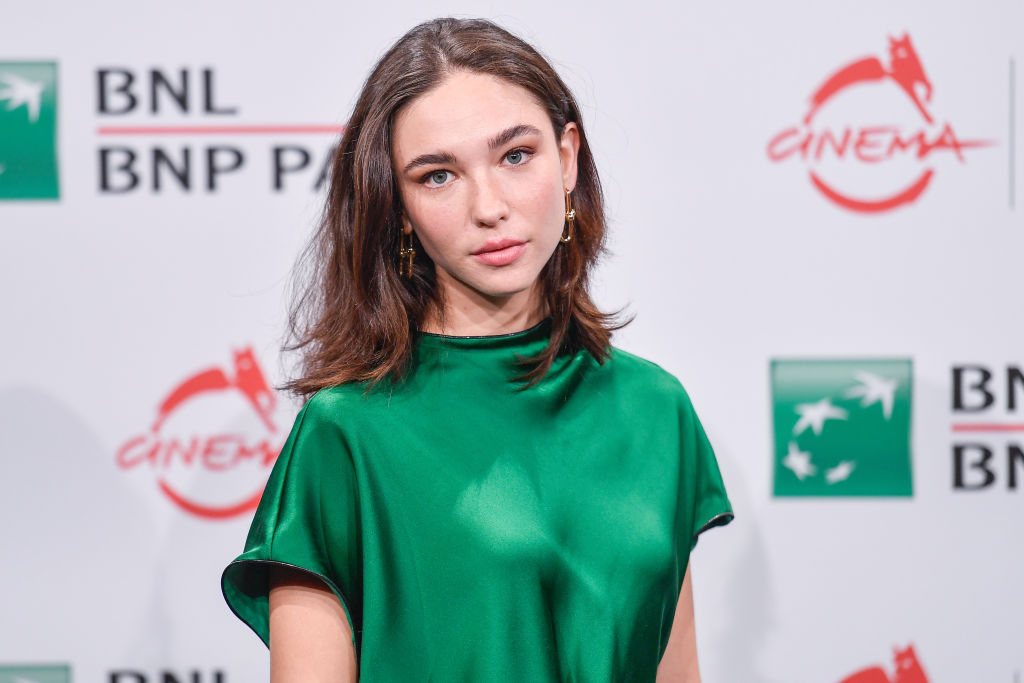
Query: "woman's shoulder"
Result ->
[[601, 346, 695, 407], [292, 382, 383, 426]]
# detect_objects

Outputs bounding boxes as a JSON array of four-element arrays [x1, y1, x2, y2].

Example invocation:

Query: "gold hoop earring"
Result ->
[[399, 231, 416, 278], [561, 188, 574, 244]]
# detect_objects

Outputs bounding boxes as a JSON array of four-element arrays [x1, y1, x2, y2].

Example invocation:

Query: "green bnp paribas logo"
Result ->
[[772, 359, 913, 497], [0, 664, 70, 683], [0, 62, 59, 200]]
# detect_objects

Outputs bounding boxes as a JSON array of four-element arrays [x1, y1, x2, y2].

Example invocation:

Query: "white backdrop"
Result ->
[[1, 1, 1022, 681]]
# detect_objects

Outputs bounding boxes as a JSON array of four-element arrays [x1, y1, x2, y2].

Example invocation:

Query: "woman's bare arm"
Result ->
[[656, 563, 701, 682], [268, 565, 358, 682]]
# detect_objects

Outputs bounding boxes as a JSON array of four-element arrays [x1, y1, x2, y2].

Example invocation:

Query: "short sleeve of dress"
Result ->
[[676, 384, 734, 555], [220, 390, 361, 650]]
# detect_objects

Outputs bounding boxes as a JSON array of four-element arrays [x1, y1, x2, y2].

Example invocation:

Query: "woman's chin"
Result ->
[[470, 274, 543, 302]]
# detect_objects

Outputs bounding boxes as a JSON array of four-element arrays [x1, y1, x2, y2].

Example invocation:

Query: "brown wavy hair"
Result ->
[[279, 17, 630, 400]]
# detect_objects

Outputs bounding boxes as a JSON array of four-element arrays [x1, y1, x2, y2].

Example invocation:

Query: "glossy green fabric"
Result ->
[[221, 317, 733, 681]]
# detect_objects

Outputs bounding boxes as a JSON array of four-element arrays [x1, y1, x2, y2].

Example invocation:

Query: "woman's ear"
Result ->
[[401, 212, 413, 235], [559, 121, 581, 193]]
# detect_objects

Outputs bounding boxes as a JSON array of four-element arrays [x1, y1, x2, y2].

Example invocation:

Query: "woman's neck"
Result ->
[[420, 280, 548, 336]]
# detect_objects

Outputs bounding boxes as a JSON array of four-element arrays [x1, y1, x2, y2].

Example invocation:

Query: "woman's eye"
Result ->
[[424, 170, 451, 186], [505, 149, 529, 165]]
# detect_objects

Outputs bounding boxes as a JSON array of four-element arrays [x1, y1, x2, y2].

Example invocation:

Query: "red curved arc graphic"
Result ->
[[809, 168, 933, 212], [158, 479, 264, 519]]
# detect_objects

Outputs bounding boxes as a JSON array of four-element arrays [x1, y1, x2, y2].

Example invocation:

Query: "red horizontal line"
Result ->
[[952, 424, 1024, 433], [96, 125, 345, 135]]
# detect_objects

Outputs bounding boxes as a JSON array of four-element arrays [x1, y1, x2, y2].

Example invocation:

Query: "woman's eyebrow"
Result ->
[[403, 151, 456, 174], [402, 123, 543, 174], [487, 123, 542, 151]]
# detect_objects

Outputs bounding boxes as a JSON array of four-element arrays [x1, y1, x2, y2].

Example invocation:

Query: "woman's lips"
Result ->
[[473, 243, 526, 266]]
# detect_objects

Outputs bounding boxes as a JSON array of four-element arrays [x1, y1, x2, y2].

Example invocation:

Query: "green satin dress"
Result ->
[[221, 317, 733, 681]]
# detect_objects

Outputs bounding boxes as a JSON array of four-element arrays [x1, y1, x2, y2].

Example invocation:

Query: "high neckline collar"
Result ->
[[416, 317, 552, 351]]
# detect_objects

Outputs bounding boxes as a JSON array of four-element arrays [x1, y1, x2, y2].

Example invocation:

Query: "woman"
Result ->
[[221, 16, 733, 682]]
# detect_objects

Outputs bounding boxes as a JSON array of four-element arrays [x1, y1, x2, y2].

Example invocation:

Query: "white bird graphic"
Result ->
[[844, 371, 898, 420], [793, 397, 848, 436], [825, 460, 856, 484], [0, 72, 45, 123], [782, 441, 817, 480]]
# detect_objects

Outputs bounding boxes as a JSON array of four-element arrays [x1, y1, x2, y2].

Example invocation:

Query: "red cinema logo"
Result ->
[[768, 33, 995, 212], [840, 643, 929, 683], [117, 348, 285, 519]]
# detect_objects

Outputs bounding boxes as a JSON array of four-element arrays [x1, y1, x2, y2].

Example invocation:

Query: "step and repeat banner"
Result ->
[[1, 1, 1021, 681]]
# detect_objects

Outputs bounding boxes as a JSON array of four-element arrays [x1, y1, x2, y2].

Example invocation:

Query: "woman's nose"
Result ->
[[470, 172, 509, 226]]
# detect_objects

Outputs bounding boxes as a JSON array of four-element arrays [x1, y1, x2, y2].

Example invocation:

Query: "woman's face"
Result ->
[[391, 70, 579, 321]]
